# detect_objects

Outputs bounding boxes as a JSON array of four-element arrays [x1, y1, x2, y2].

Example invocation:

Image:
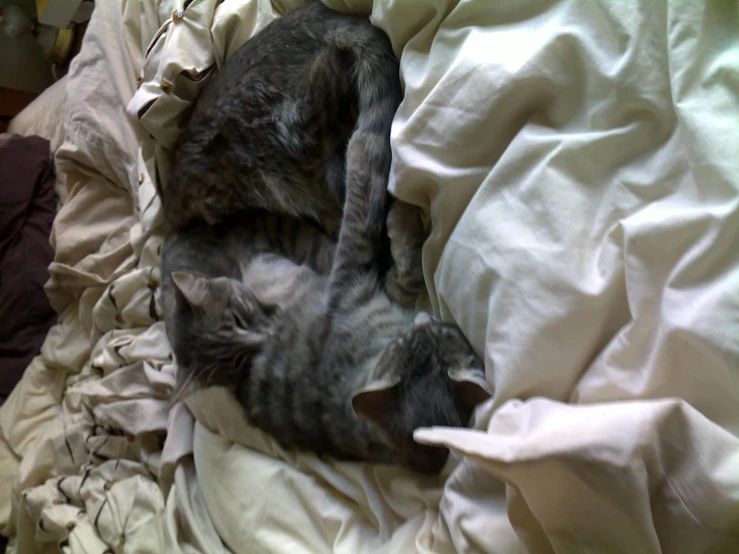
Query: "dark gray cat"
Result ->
[[160, 2, 493, 474], [161, 1, 399, 239]]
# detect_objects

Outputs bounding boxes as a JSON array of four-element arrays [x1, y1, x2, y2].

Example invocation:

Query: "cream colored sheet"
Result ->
[[8, 77, 67, 153], [1, 0, 738, 553], [8, 76, 69, 204]]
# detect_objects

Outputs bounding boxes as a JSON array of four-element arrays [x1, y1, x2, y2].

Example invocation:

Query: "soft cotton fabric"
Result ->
[[0, 0, 737, 553], [8, 76, 69, 205]]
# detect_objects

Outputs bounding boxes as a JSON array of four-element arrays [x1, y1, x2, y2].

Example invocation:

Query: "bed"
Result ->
[[1, 0, 737, 552]]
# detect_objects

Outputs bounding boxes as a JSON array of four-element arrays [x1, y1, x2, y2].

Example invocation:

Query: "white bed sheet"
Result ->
[[0, 0, 737, 553]]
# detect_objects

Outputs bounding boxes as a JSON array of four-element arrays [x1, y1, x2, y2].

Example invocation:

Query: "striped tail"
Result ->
[[332, 18, 402, 238]]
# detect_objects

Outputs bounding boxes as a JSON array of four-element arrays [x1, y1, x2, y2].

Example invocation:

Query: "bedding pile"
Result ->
[[1, 0, 738, 552]]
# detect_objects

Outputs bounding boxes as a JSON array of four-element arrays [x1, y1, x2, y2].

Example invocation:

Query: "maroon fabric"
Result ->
[[0, 133, 57, 402]]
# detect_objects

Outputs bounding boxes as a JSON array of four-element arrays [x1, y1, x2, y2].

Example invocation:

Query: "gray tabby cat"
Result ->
[[160, 1, 493, 474]]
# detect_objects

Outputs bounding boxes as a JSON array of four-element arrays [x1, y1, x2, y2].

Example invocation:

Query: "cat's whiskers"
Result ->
[[200, 362, 221, 386], [170, 366, 199, 405]]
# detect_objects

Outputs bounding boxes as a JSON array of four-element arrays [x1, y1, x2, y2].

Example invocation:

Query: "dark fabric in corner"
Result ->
[[0, 133, 57, 401]]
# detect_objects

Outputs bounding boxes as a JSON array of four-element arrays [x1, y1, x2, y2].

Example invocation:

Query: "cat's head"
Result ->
[[351, 313, 492, 474], [168, 272, 275, 390]]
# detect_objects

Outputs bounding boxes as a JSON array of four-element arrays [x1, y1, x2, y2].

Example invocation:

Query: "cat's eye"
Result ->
[[233, 313, 249, 330]]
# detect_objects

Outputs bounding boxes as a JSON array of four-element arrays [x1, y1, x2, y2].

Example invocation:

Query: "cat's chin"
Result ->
[[404, 446, 449, 475]]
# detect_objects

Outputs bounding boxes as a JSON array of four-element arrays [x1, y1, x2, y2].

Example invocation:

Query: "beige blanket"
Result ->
[[8, 76, 69, 206], [1, 1, 738, 553]]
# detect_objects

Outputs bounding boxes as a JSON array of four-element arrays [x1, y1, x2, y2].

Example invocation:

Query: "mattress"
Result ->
[[0, 0, 737, 553]]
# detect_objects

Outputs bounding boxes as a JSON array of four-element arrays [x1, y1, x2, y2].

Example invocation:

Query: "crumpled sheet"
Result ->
[[1, 0, 738, 553], [7, 77, 68, 157]]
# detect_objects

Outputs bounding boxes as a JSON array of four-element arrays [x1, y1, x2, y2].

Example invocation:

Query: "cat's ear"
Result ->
[[448, 366, 493, 407], [171, 272, 210, 311], [351, 379, 401, 425]]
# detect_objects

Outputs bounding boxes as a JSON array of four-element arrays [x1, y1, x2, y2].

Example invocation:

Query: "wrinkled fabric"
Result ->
[[0, 0, 737, 553]]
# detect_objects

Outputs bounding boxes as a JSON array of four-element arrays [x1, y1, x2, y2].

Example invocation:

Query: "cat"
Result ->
[[169, 146, 492, 475], [160, 1, 493, 474], [160, 0, 401, 240]]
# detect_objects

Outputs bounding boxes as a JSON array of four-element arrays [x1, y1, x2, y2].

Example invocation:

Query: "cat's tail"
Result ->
[[334, 20, 402, 238]]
